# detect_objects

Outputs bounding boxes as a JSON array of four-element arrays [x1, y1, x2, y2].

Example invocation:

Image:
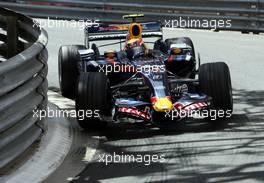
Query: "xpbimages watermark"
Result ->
[[164, 17, 232, 29], [33, 107, 99, 120], [97, 63, 166, 75], [33, 17, 100, 30], [164, 109, 232, 120], [98, 152, 165, 166]]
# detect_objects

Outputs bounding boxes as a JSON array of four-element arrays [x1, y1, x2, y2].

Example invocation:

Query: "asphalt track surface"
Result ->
[[43, 20, 264, 183]]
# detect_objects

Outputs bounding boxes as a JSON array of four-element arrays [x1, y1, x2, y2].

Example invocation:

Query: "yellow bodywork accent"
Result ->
[[153, 97, 173, 112], [129, 23, 142, 39], [127, 38, 140, 44], [172, 48, 182, 55], [123, 14, 144, 19], [116, 25, 129, 31]]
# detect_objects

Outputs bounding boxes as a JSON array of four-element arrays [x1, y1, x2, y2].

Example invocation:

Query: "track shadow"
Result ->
[[70, 89, 264, 183]]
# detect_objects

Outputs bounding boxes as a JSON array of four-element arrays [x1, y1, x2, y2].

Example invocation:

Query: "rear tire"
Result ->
[[75, 72, 111, 130], [165, 37, 196, 78], [58, 45, 86, 99], [199, 62, 233, 119], [165, 37, 195, 58]]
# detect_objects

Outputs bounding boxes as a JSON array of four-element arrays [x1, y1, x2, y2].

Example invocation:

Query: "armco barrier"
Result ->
[[0, 7, 48, 170], [0, 0, 263, 33]]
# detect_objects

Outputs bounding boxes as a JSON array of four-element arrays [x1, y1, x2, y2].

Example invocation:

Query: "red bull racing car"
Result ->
[[58, 14, 233, 129]]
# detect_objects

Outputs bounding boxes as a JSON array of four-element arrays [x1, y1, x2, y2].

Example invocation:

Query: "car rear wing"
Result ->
[[84, 21, 162, 47]]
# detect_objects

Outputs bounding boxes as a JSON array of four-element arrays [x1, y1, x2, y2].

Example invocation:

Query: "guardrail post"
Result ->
[[255, 0, 262, 34], [251, 0, 260, 34], [7, 15, 18, 58]]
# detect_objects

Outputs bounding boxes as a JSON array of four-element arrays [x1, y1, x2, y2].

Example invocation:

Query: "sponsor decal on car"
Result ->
[[174, 102, 208, 111], [172, 84, 189, 94], [118, 107, 151, 120]]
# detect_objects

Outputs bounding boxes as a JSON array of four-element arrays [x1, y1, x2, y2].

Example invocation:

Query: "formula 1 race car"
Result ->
[[58, 14, 233, 129]]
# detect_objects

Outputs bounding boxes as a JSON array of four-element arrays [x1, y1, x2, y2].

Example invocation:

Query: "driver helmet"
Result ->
[[124, 37, 146, 59]]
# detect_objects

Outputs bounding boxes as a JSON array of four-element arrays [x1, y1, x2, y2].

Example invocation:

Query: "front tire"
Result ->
[[58, 45, 86, 99], [199, 62, 233, 119], [75, 72, 111, 130]]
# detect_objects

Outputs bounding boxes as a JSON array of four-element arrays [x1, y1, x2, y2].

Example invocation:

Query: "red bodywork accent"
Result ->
[[174, 102, 208, 111], [118, 107, 151, 120]]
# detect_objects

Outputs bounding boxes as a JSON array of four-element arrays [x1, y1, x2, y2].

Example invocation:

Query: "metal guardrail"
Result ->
[[0, 0, 263, 33], [0, 7, 48, 170]]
